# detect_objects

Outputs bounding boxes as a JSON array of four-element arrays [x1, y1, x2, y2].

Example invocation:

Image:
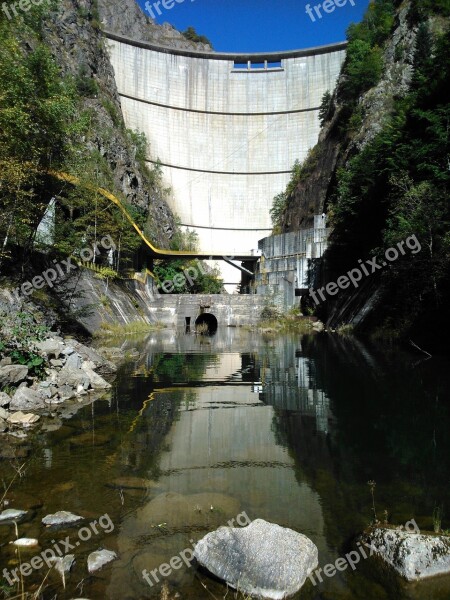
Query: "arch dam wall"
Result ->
[[105, 32, 346, 286]]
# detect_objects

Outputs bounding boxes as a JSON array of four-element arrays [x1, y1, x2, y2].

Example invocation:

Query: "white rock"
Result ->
[[65, 353, 81, 369], [11, 538, 39, 547], [0, 364, 28, 385]]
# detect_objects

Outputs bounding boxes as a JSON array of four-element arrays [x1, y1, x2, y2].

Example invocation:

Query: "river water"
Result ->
[[0, 329, 449, 600]]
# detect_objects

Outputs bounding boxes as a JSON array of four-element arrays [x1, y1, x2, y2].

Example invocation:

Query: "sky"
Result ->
[[134, 0, 371, 52]]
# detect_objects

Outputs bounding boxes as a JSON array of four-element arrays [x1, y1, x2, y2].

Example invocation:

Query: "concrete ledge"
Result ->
[[103, 30, 348, 61]]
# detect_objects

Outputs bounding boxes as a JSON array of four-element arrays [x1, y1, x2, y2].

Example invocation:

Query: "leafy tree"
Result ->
[[319, 90, 332, 126], [341, 40, 383, 100], [0, 24, 80, 265], [270, 192, 288, 233]]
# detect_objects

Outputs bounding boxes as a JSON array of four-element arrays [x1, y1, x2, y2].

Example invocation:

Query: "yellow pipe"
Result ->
[[49, 171, 256, 261]]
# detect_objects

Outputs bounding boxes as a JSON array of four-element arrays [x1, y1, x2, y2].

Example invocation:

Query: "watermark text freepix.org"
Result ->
[[144, 0, 195, 21], [309, 234, 422, 305], [3, 513, 114, 584], [5, 235, 116, 306], [1, 0, 47, 20], [308, 519, 420, 586], [306, 0, 356, 23]]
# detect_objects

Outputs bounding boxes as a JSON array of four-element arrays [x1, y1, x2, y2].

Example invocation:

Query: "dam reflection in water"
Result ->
[[5, 327, 443, 600], [105, 329, 450, 600]]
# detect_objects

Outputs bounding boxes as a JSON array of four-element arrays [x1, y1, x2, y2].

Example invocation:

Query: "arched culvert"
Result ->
[[195, 313, 218, 335]]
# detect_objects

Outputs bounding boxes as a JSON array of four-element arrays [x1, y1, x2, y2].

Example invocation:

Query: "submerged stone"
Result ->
[[106, 477, 159, 490], [87, 549, 117, 573], [42, 511, 83, 527], [50, 554, 75, 576]]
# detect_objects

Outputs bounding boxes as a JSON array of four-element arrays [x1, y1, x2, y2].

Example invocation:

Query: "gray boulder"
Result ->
[[194, 519, 318, 599], [65, 353, 81, 369], [57, 365, 90, 390], [35, 339, 64, 358], [57, 385, 76, 401], [0, 418, 6, 433], [80, 363, 111, 389], [10, 387, 46, 411], [0, 391, 10, 407], [361, 527, 450, 581], [70, 341, 117, 374], [0, 364, 28, 386]]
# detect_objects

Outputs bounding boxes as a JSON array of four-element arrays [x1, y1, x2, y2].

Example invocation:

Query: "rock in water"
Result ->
[[360, 527, 450, 581], [87, 549, 117, 573], [0, 509, 27, 523], [7, 411, 40, 426], [12, 538, 39, 547], [42, 511, 83, 527], [106, 477, 159, 490], [194, 519, 318, 599], [50, 554, 75, 576]]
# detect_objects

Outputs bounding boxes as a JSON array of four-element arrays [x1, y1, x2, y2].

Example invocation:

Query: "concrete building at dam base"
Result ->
[[105, 31, 346, 293]]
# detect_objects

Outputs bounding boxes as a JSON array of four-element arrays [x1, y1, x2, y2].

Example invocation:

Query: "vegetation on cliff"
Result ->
[[0, 2, 220, 302], [0, 4, 167, 277], [182, 26, 213, 48], [153, 228, 223, 294], [273, 0, 450, 345]]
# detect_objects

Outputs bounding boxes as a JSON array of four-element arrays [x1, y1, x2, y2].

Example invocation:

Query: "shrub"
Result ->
[[0, 311, 49, 378], [182, 27, 212, 47]]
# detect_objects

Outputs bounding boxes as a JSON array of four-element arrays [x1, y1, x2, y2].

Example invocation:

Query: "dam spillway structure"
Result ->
[[104, 32, 346, 289]]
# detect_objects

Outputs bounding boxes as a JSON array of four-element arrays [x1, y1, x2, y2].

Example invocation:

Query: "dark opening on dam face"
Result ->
[[195, 313, 218, 334]]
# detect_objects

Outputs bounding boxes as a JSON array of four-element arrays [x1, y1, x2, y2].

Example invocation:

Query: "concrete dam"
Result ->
[[105, 32, 346, 287]]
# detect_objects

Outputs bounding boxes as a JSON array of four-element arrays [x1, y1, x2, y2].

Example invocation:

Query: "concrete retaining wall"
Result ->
[[147, 294, 265, 328], [256, 216, 329, 311]]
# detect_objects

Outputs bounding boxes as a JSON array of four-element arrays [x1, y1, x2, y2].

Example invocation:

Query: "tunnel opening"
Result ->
[[195, 313, 218, 335]]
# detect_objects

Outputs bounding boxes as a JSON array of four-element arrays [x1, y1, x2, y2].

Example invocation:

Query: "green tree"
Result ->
[[319, 90, 332, 126]]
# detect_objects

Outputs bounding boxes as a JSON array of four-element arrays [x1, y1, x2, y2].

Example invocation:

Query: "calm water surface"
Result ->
[[0, 329, 449, 600]]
